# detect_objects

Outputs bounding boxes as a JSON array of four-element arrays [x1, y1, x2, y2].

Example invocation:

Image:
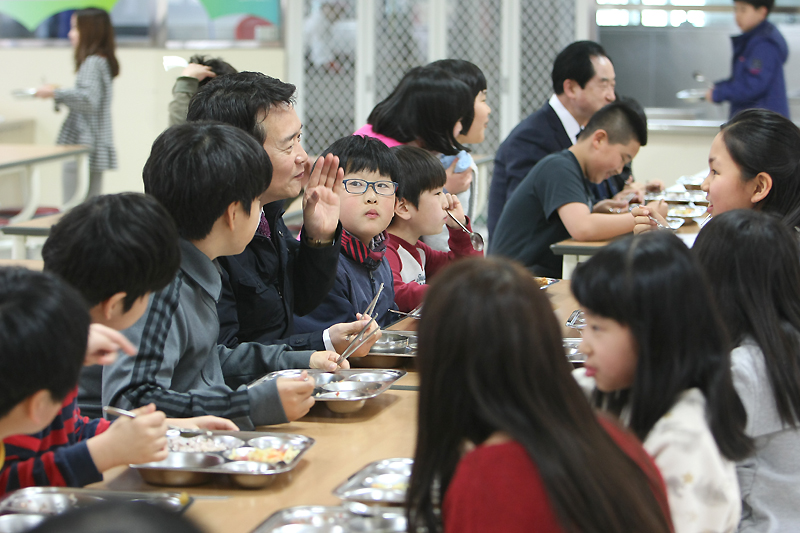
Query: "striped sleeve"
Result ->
[[53, 56, 107, 114]]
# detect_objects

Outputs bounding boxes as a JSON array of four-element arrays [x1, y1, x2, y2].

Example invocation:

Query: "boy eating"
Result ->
[[490, 99, 666, 278], [103, 123, 346, 429], [385, 146, 483, 313], [294, 135, 400, 332]]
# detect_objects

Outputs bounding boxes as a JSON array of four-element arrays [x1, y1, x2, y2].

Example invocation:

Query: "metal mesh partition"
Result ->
[[519, 0, 575, 118], [302, 0, 358, 155], [373, 0, 430, 102]]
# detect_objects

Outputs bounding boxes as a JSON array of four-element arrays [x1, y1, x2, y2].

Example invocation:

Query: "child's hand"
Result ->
[[84, 323, 137, 366], [444, 157, 473, 195], [328, 317, 381, 358], [167, 416, 238, 431], [276, 372, 315, 421], [181, 63, 216, 82], [34, 85, 56, 99], [645, 180, 664, 193], [310, 350, 351, 371], [303, 153, 343, 243], [593, 199, 630, 214], [631, 203, 669, 235], [444, 193, 466, 227], [87, 404, 168, 472], [647, 199, 669, 218]]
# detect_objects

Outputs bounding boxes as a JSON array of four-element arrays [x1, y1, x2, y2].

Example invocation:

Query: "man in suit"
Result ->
[[488, 41, 622, 237]]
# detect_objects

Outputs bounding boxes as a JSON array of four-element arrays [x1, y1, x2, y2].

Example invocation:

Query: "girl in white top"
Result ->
[[571, 231, 754, 533], [694, 210, 800, 533]]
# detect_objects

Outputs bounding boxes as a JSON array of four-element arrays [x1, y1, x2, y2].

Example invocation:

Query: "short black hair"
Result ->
[[321, 135, 400, 182], [42, 193, 180, 311], [143, 122, 272, 241], [27, 501, 203, 533], [0, 268, 89, 418], [552, 41, 610, 95], [186, 71, 295, 145], [737, 0, 774, 12], [367, 66, 473, 156], [428, 59, 487, 132], [580, 98, 648, 147], [391, 146, 447, 209], [187, 54, 238, 87]]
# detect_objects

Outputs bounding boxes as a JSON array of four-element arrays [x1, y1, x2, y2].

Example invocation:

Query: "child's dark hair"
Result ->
[[571, 232, 753, 461], [321, 135, 399, 181], [143, 122, 272, 241], [27, 501, 203, 533], [694, 209, 800, 427], [0, 268, 89, 418], [42, 193, 180, 311], [719, 108, 800, 228], [74, 8, 119, 77], [738, 0, 774, 12], [409, 257, 672, 533], [428, 59, 486, 132], [391, 146, 446, 209], [186, 72, 296, 145], [552, 41, 609, 95], [187, 54, 238, 87], [367, 65, 473, 155], [580, 97, 648, 146]]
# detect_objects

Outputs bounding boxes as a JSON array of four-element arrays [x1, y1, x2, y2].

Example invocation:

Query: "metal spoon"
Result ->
[[103, 405, 213, 439], [446, 211, 484, 252]]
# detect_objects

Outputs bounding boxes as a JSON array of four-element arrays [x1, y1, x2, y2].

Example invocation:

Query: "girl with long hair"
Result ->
[[635, 108, 800, 232], [694, 209, 800, 532], [408, 257, 673, 533], [571, 231, 753, 532], [36, 8, 119, 201]]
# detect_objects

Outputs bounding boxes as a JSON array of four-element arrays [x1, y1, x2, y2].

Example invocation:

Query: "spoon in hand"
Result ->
[[103, 405, 213, 439], [446, 211, 484, 252]]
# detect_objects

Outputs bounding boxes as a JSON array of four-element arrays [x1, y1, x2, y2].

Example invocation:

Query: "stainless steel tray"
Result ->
[[534, 277, 560, 289], [668, 204, 708, 219], [565, 309, 586, 330], [131, 431, 313, 489], [368, 332, 417, 357], [645, 191, 708, 204], [0, 486, 192, 517], [333, 458, 412, 505], [563, 338, 586, 364], [253, 505, 407, 532], [250, 369, 406, 414]]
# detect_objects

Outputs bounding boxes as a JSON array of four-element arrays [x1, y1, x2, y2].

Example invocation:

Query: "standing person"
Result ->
[[488, 41, 658, 237], [408, 257, 673, 533], [35, 8, 118, 201], [572, 231, 754, 532], [707, 0, 789, 119], [694, 210, 800, 532]]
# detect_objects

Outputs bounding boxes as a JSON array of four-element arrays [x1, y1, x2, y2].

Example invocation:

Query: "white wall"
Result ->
[[0, 46, 284, 206], [634, 129, 717, 188]]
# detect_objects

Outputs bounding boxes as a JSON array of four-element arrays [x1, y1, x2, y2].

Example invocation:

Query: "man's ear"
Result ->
[[751, 172, 773, 204], [394, 198, 412, 220], [562, 79, 579, 100], [99, 292, 127, 321]]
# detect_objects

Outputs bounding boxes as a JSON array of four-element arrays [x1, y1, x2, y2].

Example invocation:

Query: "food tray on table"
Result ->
[[645, 191, 707, 204], [131, 430, 314, 489], [565, 309, 586, 330], [563, 338, 586, 364], [351, 331, 417, 369], [534, 277, 560, 290], [250, 369, 406, 414], [668, 204, 707, 219], [333, 458, 412, 507], [253, 505, 407, 532], [0, 486, 193, 532]]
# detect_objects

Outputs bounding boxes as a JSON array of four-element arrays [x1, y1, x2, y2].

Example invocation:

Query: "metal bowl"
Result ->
[[370, 334, 408, 354], [324, 392, 368, 414], [219, 462, 278, 489], [323, 381, 378, 393], [348, 372, 395, 383], [0, 513, 47, 532], [4, 493, 103, 515], [136, 453, 224, 486], [312, 372, 345, 386]]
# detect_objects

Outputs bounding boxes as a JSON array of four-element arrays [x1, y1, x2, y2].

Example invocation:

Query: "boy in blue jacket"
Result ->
[[294, 135, 400, 332], [709, 0, 789, 118]]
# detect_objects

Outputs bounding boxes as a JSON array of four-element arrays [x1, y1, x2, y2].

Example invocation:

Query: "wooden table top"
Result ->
[[0, 144, 89, 171], [551, 221, 700, 256], [1, 213, 62, 236], [0, 259, 44, 270], [85, 278, 580, 533]]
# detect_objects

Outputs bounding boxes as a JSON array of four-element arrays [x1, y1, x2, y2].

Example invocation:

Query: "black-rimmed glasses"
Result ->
[[342, 179, 398, 196]]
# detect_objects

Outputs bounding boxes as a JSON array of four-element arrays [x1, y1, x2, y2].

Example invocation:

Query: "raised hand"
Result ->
[[303, 154, 344, 242]]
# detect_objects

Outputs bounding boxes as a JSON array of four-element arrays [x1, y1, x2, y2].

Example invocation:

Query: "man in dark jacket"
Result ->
[[488, 41, 624, 237], [709, 0, 789, 118], [187, 72, 374, 356]]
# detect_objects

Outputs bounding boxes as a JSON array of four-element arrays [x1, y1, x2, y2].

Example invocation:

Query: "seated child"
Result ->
[[408, 257, 672, 533], [386, 146, 483, 312], [0, 194, 239, 494], [490, 99, 666, 278], [0, 269, 94, 475], [294, 135, 400, 332], [571, 231, 753, 532], [694, 210, 800, 532], [102, 123, 346, 430]]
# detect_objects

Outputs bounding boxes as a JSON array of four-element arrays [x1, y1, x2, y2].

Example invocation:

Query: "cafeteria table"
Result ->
[[85, 280, 581, 533], [1, 212, 62, 259]]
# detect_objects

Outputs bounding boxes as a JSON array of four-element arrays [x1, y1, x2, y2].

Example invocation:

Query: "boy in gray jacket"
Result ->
[[102, 122, 347, 429]]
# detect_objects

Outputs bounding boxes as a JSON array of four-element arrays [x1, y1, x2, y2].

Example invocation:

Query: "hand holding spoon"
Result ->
[[446, 211, 484, 252]]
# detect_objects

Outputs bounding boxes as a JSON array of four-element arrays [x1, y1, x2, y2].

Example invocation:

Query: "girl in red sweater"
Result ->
[[407, 257, 673, 533]]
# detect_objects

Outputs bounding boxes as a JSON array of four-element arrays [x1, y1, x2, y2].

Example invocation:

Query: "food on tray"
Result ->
[[370, 480, 408, 492], [229, 445, 300, 465], [167, 436, 228, 453]]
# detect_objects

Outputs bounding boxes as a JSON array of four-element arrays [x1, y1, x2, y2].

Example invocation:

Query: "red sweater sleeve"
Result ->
[[422, 217, 484, 279], [385, 235, 428, 313]]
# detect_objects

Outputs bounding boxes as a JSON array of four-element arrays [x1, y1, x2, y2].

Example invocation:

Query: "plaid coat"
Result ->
[[54, 55, 117, 172]]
